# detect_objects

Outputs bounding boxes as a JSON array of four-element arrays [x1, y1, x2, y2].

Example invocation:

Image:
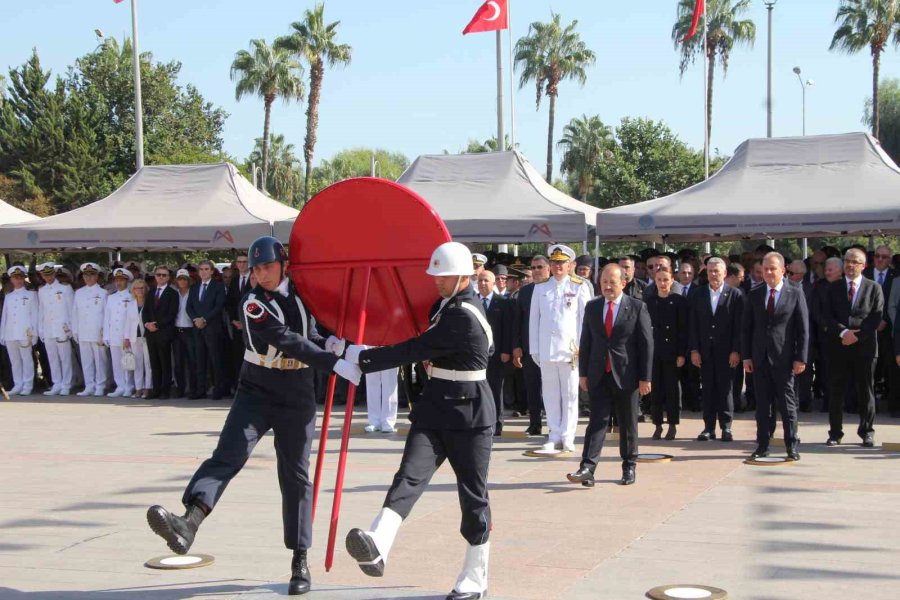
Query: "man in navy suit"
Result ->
[[863, 245, 896, 415], [822, 248, 884, 447], [511, 256, 548, 436], [567, 264, 652, 487], [187, 260, 228, 399], [742, 252, 809, 461], [476, 270, 512, 436], [226, 254, 253, 390], [143, 266, 179, 399]]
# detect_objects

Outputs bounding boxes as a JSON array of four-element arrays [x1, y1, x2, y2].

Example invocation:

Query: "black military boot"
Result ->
[[289, 549, 311, 595], [146, 503, 205, 555]]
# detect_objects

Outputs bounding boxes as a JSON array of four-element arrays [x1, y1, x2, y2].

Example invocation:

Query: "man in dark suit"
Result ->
[[476, 270, 512, 435], [864, 245, 896, 414], [619, 256, 646, 300], [788, 259, 815, 412], [226, 254, 253, 391], [188, 260, 228, 400], [143, 266, 179, 399], [567, 264, 653, 487], [689, 257, 743, 441], [742, 252, 809, 461], [821, 248, 884, 447], [511, 256, 548, 436]]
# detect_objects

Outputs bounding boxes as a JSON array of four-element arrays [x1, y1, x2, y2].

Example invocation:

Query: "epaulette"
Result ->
[[569, 275, 585, 284]]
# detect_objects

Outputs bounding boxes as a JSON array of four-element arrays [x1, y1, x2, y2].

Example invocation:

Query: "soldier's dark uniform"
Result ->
[[358, 284, 496, 545]]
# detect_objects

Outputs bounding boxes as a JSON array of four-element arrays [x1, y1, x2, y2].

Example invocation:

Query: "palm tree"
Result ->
[[672, 0, 755, 143], [514, 13, 595, 182], [248, 133, 303, 205], [557, 115, 615, 201], [830, 0, 900, 138], [231, 39, 304, 191], [276, 3, 352, 202]]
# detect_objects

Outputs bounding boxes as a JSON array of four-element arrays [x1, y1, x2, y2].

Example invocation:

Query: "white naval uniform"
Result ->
[[365, 367, 399, 430], [0, 287, 39, 394], [72, 284, 109, 394], [528, 275, 593, 448], [104, 289, 135, 395], [38, 280, 75, 391]]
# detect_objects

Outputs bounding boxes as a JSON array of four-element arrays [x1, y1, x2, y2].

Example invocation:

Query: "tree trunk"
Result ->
[[262, 96, 273, 192], [546, 92, 556, 182], [707, 50, 715, 146], [303, 61, 324, 203], [872, 49, 881, 139]]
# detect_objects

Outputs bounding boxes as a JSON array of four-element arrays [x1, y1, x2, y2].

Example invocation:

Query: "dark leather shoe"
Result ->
[[145, 391, 161, 400], [146, 505, 199, 555], [652, 425, 663, 440], [862, 434, 875, 448], [696, 430, 714, 441], [525, 427, 542, 437], [346, 528, 384, 577], [750, 447, 770, 459], [620, 466, 636, 485], [786, 448, 800, 461], [825, 437, 842, 446], [566, 467, 595, 487], [446, 590, 485, 600], [188, 393, 205, 400], [664, 425, 677, 440], [721, 430, 734, 442], [288, 549, 311, 595], [637, 414, 647, 423]]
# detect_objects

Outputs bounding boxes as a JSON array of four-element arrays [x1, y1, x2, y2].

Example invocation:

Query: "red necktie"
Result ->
[[767, 288, 776, 316], [605, 301, 615, 373], [848, 280, 856, 305]]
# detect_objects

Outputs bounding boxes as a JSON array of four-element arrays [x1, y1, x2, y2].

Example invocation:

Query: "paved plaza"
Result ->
[[0, 395, 898, 600]]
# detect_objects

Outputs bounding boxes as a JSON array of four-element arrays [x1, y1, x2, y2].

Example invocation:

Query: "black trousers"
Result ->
[[679, 362, 701, 410], [486, 360, 504, 430], [195, 324, 227, 397], [384, 425, 492, 546], [700, 352, 734, 433], [511, 364, 528, 414], [875, 326, 900, 412], [753, 362, 798, 449], [146, 332, 173, 394], [522, 354, 543, 430], [581, 372, 639, 471], [173, 327, 198, 396], [732, 363, 745, 411], [183, 390, 316, 550], [827, 350, 876, 440], [651, 357, 680, 425]]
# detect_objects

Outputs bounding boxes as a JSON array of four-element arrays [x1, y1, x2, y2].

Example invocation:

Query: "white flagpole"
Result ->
[[496, 29, 505, 151], [702, 4, 708, 180], [508, 0, 516, 149], [130, 0, 145, 170]]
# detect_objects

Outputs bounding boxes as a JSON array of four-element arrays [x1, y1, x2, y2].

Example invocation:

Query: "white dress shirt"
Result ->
[[602, 293, 624, 325], [709, 284, 724, 314], [176, 291, 192, 328], [763, 280, 785, 309]]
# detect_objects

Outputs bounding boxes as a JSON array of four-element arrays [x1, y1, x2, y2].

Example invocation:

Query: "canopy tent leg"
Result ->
[[593, 233, 599, 276], [801, 238, 808, 259]]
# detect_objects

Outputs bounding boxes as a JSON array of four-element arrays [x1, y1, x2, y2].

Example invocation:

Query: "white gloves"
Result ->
[[333, 358, 362, 386], [325, 335, 347, 356], [344, 344, 369, 365]]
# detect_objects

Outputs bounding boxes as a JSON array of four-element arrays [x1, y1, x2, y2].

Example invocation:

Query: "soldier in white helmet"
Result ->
[[104, 267, 135, 397], [0, 265, 38, 395], [72, 262, 110, 396], [343, 241, 495, 600], [37, 262, 74, 395], [529, 244, 593, 453]]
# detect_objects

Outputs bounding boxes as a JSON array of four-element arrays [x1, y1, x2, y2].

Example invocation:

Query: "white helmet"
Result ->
[[426, 242, 474, 276]]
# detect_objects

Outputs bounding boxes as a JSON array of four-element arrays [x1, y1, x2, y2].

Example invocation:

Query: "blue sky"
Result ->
[[2, 0, 895, 177]]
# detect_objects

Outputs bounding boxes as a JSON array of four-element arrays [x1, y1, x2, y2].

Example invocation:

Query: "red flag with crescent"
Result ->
[[463, 0, 509, 35], [684, 0, 705, 41]]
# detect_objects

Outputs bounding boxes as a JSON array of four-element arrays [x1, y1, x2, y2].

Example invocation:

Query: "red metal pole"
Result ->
[[324, 266, 372, 572], [311, 267, 352, 522]]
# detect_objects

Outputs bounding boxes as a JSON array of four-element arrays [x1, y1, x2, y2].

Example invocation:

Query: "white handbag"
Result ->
[[122, 350, 136, 371]]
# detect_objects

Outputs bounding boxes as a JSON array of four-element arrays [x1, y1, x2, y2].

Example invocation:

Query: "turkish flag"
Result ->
[[683, 0, 705, 41], [113, 0, 125, 4], [463, 0, 508, 35]]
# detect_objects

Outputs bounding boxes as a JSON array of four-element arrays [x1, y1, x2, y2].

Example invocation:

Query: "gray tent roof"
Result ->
[[0, 163, 298, 250], [0, 198, 38, 226], [394, 150, 599, 243], [596, 132, 900, 242]]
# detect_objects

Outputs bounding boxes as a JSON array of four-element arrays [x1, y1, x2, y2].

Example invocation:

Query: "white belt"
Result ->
[[427, 366, 486, 382], [244, 349, 308, 370]]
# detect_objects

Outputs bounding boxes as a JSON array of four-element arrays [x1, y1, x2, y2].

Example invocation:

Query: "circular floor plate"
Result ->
[[744, 456, 794, 466], [145, 554, 215, 570], [646, 584, 727, 599], [636, 453, 673, 463], [523, 450, 574, 459]]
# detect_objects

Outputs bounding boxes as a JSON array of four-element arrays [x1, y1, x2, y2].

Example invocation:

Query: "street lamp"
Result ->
[[792, 66, 814, 136], [765, 1, 777, 138]]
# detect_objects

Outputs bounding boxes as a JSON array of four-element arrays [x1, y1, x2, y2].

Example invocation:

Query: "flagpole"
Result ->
[[130, 0, 145, 170], [702, 6, 708, 180], [508, 0, 516, 149], [496, 30, 505, 151]]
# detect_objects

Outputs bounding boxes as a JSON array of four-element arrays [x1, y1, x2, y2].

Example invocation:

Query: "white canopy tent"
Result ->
[[596, 132, 900, 242], [0, 163, 298, 250], [0, 198, 38, 226]]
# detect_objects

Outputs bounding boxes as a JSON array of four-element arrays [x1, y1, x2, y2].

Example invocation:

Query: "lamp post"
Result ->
[[792, 66, 814, 136], [765, 1, 777, 138]]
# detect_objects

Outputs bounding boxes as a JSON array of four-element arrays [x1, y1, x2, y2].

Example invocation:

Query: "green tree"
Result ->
[[672, 0, 756, 142], [831, 0, 900, 137], [514, 13, 595, 182], [276, 3, 352, 202], [866, 77, 900, 161], [557, 114, 615, 200], [230, 39, 304, 191], [308, 147, 408, 197], [246, 132, 303, 206], [463, 135, 513, 153]]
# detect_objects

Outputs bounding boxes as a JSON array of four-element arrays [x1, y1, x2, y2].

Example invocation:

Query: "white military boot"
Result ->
[[447, 542, 489, 600], [345, 507, 402, 577]]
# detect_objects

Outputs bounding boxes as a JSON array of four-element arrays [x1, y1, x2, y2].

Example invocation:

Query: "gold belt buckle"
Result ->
[[283, 358, 297, 369]]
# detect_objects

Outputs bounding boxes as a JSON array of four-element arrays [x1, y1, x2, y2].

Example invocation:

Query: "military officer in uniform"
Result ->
[[472, 253, 487, 279], [72, 263, 110, 396], [0, 265, 38, 395], [37, 262, 74, 396], [529, 244, 593, 452], [145, 236, 362, 596], [344, 241, 495, 600], [104, 268, 135, 398]]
